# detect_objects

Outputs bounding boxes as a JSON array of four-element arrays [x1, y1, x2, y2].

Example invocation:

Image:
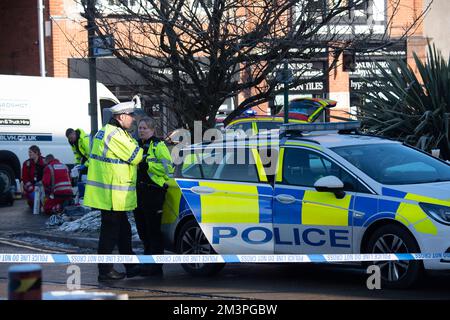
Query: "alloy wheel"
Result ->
[[371, 233, 410, 282], [180, 225, 214, 269]]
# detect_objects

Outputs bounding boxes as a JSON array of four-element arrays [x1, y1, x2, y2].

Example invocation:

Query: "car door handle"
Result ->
[[275, 194, 296, 204], [191, 186, 216, 195]]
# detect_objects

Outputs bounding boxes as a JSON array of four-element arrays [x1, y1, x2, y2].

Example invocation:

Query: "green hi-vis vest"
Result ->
[[71, 128, 91, 166], [83, 124, 143, 211], [146, 139, 174, 187]]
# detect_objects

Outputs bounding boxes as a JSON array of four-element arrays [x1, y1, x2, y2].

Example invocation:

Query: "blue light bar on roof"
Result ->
[[244, 109, 257, 116], [280, 121, 361, 133]]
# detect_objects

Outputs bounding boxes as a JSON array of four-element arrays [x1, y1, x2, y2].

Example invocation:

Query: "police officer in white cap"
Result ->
[[84, 101, 144, 281]]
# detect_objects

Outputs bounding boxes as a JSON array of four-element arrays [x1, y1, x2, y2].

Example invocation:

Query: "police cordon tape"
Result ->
[[0, 253, 450, 264]]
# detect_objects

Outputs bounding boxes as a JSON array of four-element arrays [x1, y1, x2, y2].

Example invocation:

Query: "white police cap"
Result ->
[[110, 101, 136, 115]]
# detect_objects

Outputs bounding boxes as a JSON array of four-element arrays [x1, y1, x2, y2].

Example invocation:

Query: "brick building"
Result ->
[[0, 0, 429, 126]]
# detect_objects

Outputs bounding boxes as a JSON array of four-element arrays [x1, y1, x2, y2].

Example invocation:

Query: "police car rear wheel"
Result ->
[[176, 220, 224, 276], [366, 224, 422, 289]]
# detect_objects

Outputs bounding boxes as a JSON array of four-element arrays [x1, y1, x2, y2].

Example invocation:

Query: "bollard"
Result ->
[[8, 264, 42, 300]]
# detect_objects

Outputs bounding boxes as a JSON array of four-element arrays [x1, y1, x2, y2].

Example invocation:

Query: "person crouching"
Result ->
[[42, 154, 73, 215]]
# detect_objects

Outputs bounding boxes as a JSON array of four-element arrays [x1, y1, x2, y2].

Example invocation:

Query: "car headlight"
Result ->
[[419, 202, 450, 225]]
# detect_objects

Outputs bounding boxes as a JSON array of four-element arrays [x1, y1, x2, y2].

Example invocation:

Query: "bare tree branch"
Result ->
[[75, 0, 428, 131]]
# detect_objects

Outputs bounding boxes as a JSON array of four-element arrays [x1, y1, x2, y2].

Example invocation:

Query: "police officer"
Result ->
[[84, 102, 143, 281], [134, 117, 174, 276], [66, 127, 90, 198], [65, 128, 90, 168]]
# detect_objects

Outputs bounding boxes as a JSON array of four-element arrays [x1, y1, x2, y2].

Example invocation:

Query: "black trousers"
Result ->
[[98, 210, 136, 274], [133, 183, 166, 260]]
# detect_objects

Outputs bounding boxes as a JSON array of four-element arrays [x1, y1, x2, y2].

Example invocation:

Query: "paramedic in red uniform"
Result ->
[[21, 145, 45, 208], [42, 154, 73, 215]]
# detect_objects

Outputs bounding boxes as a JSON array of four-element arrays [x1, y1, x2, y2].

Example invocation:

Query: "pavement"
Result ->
[[0, 199, 49, 235], [2, 199, 450, 301], [0, 199, 141, 251]]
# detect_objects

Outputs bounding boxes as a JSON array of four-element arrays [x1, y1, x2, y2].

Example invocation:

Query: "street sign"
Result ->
[[92, 35, 114, 57]]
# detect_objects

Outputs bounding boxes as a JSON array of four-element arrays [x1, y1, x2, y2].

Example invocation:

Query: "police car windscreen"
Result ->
[[331, 143, 450, 185]]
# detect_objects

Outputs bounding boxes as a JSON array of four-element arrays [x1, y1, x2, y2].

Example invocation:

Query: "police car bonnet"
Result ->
[[110, 102, 136, 115]]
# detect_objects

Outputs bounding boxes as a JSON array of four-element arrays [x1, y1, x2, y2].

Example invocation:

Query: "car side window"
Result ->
[[228, 122, 252, 132], [282, 147, 370, 193], [257, 121, 281, 131], [181, 148, 259, 183], [180, 153, 204, 179]]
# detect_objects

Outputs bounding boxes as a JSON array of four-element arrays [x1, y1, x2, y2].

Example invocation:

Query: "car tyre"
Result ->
[[176, 219, 225, 276], [365, 224, 423, 289], [0, 164, 15, 206]]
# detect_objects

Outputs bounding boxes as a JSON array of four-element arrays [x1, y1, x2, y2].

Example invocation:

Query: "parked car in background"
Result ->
[[226, 111, 305, 135], [276, 97, 337, 122]]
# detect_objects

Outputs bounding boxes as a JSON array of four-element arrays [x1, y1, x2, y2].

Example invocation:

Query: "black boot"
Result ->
[[140, 265, 163, 277], [126, 265, 142, 278], [98, 269, 126, 281]]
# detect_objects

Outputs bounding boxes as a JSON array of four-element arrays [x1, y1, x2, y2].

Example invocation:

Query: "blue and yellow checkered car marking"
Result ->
[[176, 179, 202, 222], [162, 178, 183, 224], [380, 187, 439, 235], [273, 187, 352, 226], [301, 191, 352, 226], [175, 173, 443, 240], [198, 181, 260, 223], [176, 179, 272, 224]]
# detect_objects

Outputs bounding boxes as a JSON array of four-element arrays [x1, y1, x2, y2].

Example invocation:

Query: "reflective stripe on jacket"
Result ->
[[146, 138, 174, 187], [83, 123, 143, 211]]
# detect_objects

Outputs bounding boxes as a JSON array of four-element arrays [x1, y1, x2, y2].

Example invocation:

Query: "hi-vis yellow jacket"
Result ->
[[146, 138, 174, 187], [83, 123, 143, 211], [71, 128, 90, 166]]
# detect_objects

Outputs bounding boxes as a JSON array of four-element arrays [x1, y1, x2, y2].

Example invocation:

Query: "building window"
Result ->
[[97, 0, 147, 15], [295, 0, 376, 26], [108, 0, 136, 6]]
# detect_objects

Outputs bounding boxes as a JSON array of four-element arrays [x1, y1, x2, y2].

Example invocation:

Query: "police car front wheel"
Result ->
[[366, 224, 423, 289], [176, 219, 225, 276]]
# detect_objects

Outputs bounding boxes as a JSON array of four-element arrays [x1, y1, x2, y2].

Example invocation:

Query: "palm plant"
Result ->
[[357, 44, 450, 159]]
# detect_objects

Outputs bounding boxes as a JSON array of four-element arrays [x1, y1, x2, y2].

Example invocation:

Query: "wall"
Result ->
[[0, 0, 40, 75], [424, 0, 450, 58]]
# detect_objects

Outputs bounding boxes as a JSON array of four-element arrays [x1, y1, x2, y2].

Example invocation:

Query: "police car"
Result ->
[[226, 111, 305, 134], [226, 98, 336, 135], [161, 121, 450, 288], [275, 97, 337, 122]]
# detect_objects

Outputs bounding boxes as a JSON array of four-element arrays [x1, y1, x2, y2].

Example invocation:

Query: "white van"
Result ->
[[0, 75, 120, 199]]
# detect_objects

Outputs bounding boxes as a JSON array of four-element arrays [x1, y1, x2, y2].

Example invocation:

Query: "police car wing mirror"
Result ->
[[314, 176, 345, 199]]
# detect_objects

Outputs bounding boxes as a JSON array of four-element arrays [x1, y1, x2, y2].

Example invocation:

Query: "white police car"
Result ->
[[161, 122, 450, 288]]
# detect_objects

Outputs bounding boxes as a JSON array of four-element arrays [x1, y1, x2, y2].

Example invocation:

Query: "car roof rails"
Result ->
[[279, 121, 361, 138]]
